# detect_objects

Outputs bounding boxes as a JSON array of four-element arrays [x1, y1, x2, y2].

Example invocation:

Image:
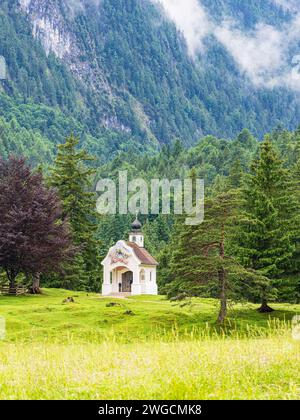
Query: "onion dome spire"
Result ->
[[131, 211, 142, 231]]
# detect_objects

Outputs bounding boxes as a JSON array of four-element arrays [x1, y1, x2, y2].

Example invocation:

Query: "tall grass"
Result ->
[[0, 291, 300, 399], [0, 325, 299, 400]]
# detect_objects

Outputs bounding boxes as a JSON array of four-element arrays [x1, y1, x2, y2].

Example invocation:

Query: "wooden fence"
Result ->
[[0, 285, 27, 296]]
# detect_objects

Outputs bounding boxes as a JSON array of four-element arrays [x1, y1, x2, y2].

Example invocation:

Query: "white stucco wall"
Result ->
[[129, 233, 144, 247], [144, 266, 158, 295], [101, 241, 158, 296]]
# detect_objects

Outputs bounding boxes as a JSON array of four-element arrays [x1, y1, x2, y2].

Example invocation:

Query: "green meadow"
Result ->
[[0, 289, 300, 400]]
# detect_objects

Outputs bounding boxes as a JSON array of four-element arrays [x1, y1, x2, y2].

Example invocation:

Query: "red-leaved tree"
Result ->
[[0, 157, 75, 293]]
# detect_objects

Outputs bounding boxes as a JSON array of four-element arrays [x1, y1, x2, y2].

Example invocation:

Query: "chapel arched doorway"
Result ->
[[121, 271, 133, 293]]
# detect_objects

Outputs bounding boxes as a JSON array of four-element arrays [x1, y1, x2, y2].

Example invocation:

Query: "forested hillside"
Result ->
[[1, 0, 300, 162]]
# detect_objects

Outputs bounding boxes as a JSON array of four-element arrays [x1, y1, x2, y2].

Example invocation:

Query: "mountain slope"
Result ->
[[0, 0, 300, 158]]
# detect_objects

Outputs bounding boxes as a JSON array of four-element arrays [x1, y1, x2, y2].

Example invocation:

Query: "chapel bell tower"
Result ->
[[129, 215, 144, 248]]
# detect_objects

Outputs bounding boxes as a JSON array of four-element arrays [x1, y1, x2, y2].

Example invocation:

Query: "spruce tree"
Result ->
[[168, 189, 251, 324], [228, 159, 244, 188], [238, 138, 296, 312], [50, 134, 101, 291], [289, 157, 300, 300]]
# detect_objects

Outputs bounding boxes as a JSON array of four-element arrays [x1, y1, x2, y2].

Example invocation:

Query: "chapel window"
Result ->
[[140, 269, 146, 284]]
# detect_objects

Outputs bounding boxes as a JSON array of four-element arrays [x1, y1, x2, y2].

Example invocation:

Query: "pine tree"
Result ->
[[289, 157, 300, 300], [167, 189, 251, 324], [238, 138, 296, 312], [50, 134, 101, 291], [228, 159, 244, 188], [290, 128, 300, 165]]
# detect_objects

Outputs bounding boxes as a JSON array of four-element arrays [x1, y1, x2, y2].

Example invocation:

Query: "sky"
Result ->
[[156, 0, 300, 91]]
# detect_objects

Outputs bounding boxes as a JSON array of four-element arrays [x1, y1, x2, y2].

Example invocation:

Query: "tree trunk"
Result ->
[[258, 298, 274, 313], [29, 273, 42, 294], [217, 223, 227, 324], [217, 267, 227, 324], [7, 270, 17, 295], [9, 279, 16, 295]]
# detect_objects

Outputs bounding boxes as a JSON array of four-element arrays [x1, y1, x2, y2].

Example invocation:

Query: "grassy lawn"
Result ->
[[0, 289, 300, 399]]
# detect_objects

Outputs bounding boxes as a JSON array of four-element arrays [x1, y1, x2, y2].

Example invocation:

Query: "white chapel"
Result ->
[[101, 217, 159, 296]]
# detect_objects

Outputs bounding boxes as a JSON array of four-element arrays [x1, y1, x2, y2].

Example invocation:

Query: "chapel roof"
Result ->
[[126, 242, 159, 266]]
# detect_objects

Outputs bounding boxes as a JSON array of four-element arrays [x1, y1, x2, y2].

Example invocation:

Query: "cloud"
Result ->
[[215, 22, 284, 86], [215, 15, 300, 90], [156, 0, 300, 91], [64, 0, 102, 16], [272, 0, 299, 12], [155, 0, 211, 55]]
